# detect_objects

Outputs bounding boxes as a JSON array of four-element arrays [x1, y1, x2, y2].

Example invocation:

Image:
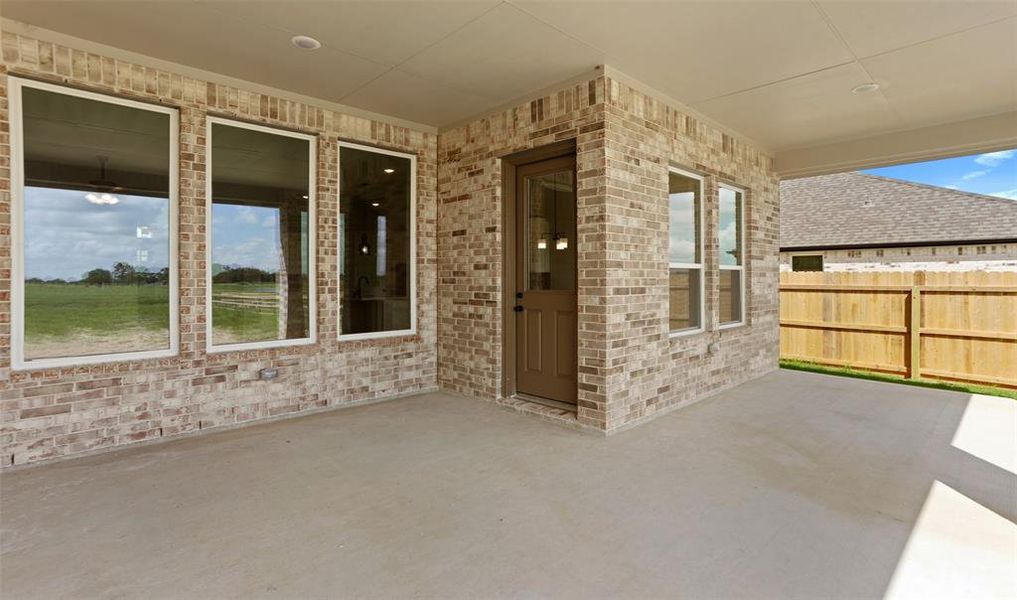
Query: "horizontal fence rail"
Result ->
[[779, 271, 1017, 389]]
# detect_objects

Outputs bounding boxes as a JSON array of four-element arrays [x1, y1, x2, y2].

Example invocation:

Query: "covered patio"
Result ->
[[3, 369, 1013, 599]]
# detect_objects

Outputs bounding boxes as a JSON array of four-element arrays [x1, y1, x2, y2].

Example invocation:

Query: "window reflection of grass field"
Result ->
[[24, 282, 279, 347], [25, 282, 169, 337], [211, 282, 279, 344]]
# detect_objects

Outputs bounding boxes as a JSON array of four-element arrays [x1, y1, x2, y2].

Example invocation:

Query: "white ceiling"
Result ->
[[5, 0, 1017, 156]]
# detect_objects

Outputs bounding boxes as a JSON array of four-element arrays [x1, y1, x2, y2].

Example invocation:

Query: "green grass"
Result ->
[[210, 282, 279, 342], [25, 282, 169, 337], [24, 282, 281, 343], [780, 359, 1017, 400]]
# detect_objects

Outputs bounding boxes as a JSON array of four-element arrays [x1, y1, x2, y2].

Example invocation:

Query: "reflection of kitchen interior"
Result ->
[[341, 149, 411, 334], [528, 171, 575, 291]]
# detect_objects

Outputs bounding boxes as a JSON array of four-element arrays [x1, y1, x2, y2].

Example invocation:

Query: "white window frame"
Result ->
[[337, 141, 418, 342], [205, 117, 317, 353], [668, 167, 706, 337], [9, 77, 180, 370], [718, 182, 747, 329]]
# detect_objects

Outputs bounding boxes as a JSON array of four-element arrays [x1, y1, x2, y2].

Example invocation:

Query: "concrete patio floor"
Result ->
[[2, 369, 1015, 599]]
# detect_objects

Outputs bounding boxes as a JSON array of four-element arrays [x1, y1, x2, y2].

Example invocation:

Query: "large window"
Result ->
[[10, 78, 178, 369], [338, 143, 415, 339], [719, 183, 746, 326], [207, 119, 316, 351], [668, 168, 704, 334]]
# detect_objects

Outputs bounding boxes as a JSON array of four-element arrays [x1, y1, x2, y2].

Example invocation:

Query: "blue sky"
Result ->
[[211, 204, 282, 273], [25, 187, 169, 281], [863, 148, 1017, 200]]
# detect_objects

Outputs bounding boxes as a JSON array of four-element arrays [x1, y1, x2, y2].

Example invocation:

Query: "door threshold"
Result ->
[[512, 392, 576, 413]]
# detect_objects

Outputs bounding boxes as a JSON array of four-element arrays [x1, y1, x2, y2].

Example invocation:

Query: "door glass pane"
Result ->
[[525, 170, 576, 291]]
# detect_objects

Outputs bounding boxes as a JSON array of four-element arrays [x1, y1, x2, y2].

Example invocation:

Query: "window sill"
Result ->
[[669, 327, 705, 339], [719, 321, 747, 331], [13, 347, 178, 371], [338, 328, 417, 343], [206, 337, 316, 354]]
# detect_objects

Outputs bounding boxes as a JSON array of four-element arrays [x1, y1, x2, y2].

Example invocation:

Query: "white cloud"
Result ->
[[24, 188, 170, 280], [961, 170, 988, 180], [990, 189, 1017, 200], [974, 150, 1015, 167]]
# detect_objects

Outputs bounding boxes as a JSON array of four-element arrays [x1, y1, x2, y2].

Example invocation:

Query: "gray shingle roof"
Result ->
[[780, 172, 1017, 250]]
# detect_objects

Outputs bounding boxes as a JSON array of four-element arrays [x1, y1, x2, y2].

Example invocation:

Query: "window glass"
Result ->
[[339, 145, 413, 336], [792, 255, 823, 272], [719, 185, 745, 325], [18, 85, 173, 362], [669, 268, 701, 331], [669, 170, 703, 332], [719, 269, 742, 325], [719, 187, 743, 266], [668, 172, 700, 264], [210, 122, 312, 346]]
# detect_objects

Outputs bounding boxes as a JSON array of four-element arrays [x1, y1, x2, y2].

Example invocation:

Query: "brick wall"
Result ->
[[0, 31, 438, 466], [436, 77, 609, 428], [437, 72, 779, 432], [600, 76, 779, 431], [3, 30, 781, 466]]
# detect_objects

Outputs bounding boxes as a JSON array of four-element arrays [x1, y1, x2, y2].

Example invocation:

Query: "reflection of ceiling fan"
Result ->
[[85, 155, 122, 205]]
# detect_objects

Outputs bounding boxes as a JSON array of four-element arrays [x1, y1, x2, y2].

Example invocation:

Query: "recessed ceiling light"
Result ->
[[851, 82, 880, 94], [383, 168, 395, 174], [371, 202, 380, 207], [291, 35, 321, 50]]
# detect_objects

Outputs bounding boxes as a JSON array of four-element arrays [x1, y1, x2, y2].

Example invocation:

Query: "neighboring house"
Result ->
[[780, 172, 1017, 272]]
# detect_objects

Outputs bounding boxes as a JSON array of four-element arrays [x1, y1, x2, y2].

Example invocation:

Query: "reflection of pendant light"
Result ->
[[555, 234, 568, 251], [537, 239, 547, 250], [85, 192, 119, 205], [359, 234, 371, 255], [84, 156, 121, 205]]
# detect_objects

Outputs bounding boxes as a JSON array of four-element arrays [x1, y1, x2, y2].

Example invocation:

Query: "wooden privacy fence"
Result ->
[[211, 292, 278, 314], [780, 271, 1017, 389]]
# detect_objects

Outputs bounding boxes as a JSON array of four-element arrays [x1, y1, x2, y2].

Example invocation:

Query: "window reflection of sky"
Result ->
[[211, 203, 281, 273], [669, 190, 697, 263], [24, 186, 169, 281]]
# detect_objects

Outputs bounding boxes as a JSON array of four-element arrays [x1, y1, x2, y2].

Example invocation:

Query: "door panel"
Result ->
[[555, 309, 576, 377], [524, 309, 543, 373], [515, 155, 578, 405]]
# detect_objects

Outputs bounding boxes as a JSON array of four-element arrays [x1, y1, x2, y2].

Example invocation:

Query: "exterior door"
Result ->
[[514, 155, 577, 405]]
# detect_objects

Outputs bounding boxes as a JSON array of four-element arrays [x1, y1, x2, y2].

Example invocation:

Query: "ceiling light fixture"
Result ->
[[291, 35, 321, 50], [85, 192, 119, 206], [851, 82, 880, 94], [371, 202, 380, 207], [383, 168, 395, 174]]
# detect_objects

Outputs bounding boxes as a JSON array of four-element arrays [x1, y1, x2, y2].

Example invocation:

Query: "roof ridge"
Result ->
[[852, 172, 1017, 205]]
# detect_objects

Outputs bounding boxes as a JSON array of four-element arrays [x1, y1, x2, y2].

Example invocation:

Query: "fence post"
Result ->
[[908, 285, 922, 380]]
